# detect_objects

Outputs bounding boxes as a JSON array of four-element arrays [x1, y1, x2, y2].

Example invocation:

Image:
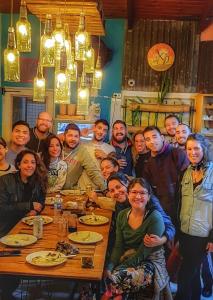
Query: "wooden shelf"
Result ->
[[204, 104, 213, 109], [126, 103, 190, 113]]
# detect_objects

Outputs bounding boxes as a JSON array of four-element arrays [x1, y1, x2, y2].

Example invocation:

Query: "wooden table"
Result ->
[[0, 195, 112, 286]]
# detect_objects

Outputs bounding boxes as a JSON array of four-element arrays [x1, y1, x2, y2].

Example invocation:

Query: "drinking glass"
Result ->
[[57, 217, 68, 242], [67, 214, 78, 233]]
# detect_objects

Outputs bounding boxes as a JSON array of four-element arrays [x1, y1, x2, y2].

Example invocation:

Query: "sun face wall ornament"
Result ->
[[147, 43, 175, 71]]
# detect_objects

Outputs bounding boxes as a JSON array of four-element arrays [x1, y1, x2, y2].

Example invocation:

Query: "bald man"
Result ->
[[27, 111, 53, 153]]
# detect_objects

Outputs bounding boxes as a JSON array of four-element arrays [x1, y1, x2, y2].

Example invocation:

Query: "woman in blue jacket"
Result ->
[[175, 134, 213, 300]]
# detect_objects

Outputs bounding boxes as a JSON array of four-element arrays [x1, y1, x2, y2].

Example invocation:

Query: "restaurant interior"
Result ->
[[0, 0, 212, 299]]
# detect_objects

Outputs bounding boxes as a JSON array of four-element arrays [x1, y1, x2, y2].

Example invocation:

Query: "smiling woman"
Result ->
[[0, 149, 47, 238], [104, 178, 172, 299]]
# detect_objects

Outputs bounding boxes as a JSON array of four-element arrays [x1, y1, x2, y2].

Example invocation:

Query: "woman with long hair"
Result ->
[[100, 156, 120, 181], [131, 130, 150, 177], [0, 149, 47, 236], [42, 135, 67, 193], [0, 149, 47, 299], [104, 178, 172, 299], [175, 134, 213, 300]]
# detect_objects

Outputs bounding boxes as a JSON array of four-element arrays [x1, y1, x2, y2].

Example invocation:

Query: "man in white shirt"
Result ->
[[79, 119, 115, 188]]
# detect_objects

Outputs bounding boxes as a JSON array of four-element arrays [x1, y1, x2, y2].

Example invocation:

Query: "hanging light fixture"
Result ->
[[68, 46, 77, 81], [40, 14, 55, 67], [4, 0, 20, 82], [75, 12, 89, 61], [33, 63, 45, 102], [33, 19, 45, 102], [85, 35, 95, 74], [53, 15, 65, 70], [77, 68, 89, 115], [54, 46, 71, 104], [16, 0, 31, 52], [93, 55, 103, 90]]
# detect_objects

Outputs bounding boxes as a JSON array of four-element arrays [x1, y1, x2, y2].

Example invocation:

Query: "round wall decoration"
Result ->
[[147, 43, 175, 71]]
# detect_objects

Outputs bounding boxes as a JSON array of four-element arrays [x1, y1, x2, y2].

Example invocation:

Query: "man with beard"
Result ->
[[85, 119, 115, 165], [164, 114, 180, 145], [62, 123, 105, 191], [111, 120, 133, 176], [142, 125, 189, 224], [174, 123, 191, 150], [6, 120, 30, 165], [27, 111, 53, 154], [78, 119, 115, 189]]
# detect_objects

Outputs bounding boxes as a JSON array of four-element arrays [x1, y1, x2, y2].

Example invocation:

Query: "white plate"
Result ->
[[22, 215, 53, 226], [68, 231, 103, 244], [79, 215, 109, 226], [60, 190, 85, 196], [0, 234, 37, 247], [26, 251, 67, 267]]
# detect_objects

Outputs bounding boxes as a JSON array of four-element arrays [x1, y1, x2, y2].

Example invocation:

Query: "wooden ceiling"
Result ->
[[0, 0, 212, 34]]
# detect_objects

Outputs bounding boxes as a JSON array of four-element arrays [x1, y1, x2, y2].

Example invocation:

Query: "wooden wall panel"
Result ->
[[198, 41, 213, 93], [123, 20, 200, 92]]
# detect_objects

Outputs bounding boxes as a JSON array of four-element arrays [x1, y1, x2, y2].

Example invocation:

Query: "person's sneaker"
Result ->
[[202, 286, 212, 298]]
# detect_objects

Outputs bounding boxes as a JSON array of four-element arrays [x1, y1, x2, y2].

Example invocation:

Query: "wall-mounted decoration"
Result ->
[[147, 43, 175, 71]]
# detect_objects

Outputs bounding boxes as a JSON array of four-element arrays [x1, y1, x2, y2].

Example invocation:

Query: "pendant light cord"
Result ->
[[10, 0, 13, 27]]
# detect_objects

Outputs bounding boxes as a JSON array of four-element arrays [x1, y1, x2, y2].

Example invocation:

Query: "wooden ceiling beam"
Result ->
[[127, 0, 134, 30]]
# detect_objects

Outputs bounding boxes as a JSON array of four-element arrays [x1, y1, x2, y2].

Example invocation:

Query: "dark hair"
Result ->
[[112, 120, 127, 129], [176, 123, 191, 132], [42, 135, 63, 169], [0, 137, 7, 148], [64, 123, 80, 135], [15, 149, 47, 193], [132, 130, 144, 142], [127, 178, 152, 195], [143, 125, 162, 136], [164, 114, 180, 125], [12, 120, 30, 131], [94, 119, 109, 130], [101, 156, 120, 169], [107, 172, 129, 188], [186, 133, 213, 163]]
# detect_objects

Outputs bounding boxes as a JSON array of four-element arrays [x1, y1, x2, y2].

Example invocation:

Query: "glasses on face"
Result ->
[[129, 190, 149, 196]]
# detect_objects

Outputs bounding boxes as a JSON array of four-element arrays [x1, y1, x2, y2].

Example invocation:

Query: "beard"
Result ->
[[94, 135, 104, 142], [113, 134, 126, 144]]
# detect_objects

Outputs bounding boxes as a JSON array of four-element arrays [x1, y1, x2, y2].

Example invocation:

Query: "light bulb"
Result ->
[[36, 79, 45, 87], [95, 70, 102, 78], [54, 33, 64, 45], [86, 49, 92, 58], [57, 72, 66, 83], [79, 89, 87, 99], [44, 38, 55, 48], [18, 24, 27, 35], [77, 33, 86, 44], [7, 52, 16, 63]]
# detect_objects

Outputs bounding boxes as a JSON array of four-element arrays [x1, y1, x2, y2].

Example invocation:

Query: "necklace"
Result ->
[[62, 149, 73, 162], [192, 169, 204, 183]]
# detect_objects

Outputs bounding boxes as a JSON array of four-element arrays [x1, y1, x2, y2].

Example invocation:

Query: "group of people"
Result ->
[[0, 112, 212, 300]]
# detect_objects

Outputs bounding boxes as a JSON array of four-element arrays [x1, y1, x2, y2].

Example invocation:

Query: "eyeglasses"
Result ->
[[129, 190, 149, 196]]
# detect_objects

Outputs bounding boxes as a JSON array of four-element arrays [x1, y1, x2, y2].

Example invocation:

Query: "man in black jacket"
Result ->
[[142, 126, 189, 225]]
